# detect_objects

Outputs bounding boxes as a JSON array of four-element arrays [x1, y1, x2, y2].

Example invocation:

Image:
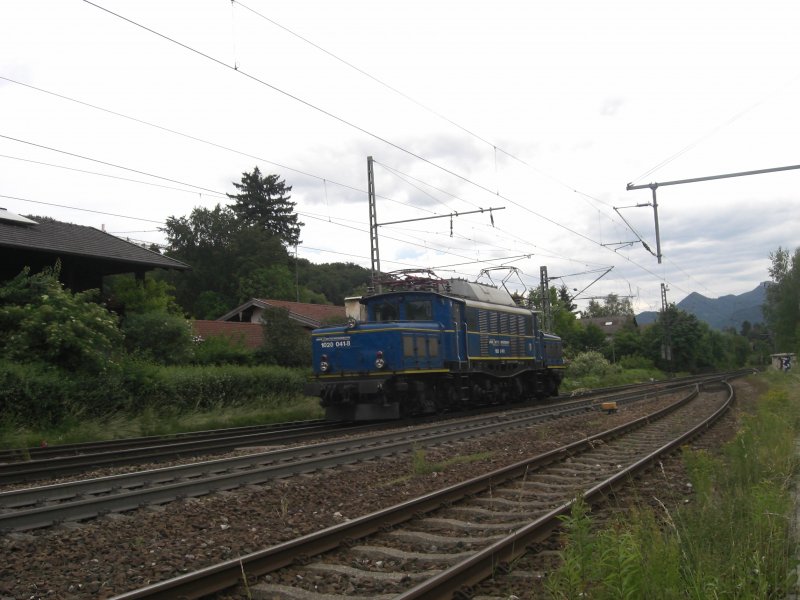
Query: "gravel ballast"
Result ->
[[1, 381, 757, 599]]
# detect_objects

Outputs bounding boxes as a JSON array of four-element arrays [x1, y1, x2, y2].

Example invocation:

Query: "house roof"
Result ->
[[192, 320, 264, 350], [579, 315, 638, 336], [219, 298, 346, 328], [0, 214, 189, 271]]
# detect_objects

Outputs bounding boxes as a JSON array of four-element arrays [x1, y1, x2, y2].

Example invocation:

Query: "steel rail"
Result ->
[[3, 379, 679, 510], [108, 382, 715, 599], [0, 421, 371, 485], [0, 376, 735, 532], [0, 393, 613, 530], [396, 381, 734, 599], [0, 419, 330, 462]]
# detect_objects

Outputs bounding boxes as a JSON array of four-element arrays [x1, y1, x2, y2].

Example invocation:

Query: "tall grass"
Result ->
[[0, 359, 322, 448], [546, 372, 800, 598], [0, 396, 324, 449]]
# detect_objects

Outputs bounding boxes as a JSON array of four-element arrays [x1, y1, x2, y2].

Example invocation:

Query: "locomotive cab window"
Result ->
[[405, 300, 432, 321], [374, 301, 398, 322]]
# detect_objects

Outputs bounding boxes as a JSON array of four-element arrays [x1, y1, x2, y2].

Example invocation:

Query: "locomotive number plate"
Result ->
[[319, 335, 352, 349]]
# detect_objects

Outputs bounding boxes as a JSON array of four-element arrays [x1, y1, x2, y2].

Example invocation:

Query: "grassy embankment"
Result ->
[[1, 360, 670, 450], [545, 370, 800, 599], [0, 363, 322, 449]]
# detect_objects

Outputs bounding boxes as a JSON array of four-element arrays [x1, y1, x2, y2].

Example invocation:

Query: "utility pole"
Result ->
[[367, 156, 380, 292], [540, 266, 552, 332], [367, 155, 504, 293], [660, 282, 672, 372]]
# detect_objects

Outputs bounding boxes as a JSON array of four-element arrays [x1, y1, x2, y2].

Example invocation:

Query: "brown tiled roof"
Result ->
[[0, 216, 189, 270], [191, 320, 264, 349], [580, 315, 637, 336], [257, 299, 346, 326], [218, 298, 346, 328]]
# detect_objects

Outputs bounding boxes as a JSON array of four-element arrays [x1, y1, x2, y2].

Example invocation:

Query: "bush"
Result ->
[[0, 357, 309, 428], [104, 275, 182, 315], [119, 363, 308, 413], [567, 351, 615, 378], [0, 267, 122, 374], [122, 312, 195, 365], [618, 354, 655, 370], [192, 335, 254, 366], [0, 360, 132, 426], [256, 307, 311, 367]]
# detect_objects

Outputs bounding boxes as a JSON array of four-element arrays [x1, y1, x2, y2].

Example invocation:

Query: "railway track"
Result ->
[[0, 370, 746, 486], [108, 380, 733, 599], [0, 388, 664, 532], [0, 419, 378, 485]]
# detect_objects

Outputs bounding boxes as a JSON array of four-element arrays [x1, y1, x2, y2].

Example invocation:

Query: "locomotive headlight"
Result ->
[[375, 351, 385, 369], [320, 354, 330, 373]]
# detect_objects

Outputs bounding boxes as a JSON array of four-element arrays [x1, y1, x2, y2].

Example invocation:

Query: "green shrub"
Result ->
[[0, 357, 308, 429], [193, 335, 254, 365], [118, 363, 308, 413], [618, 354, 655, 370], [0, 267, 122, 374], [256, 307, 311, 367], [567, 351, 615, 378], [547, 373, 799, 598], [122, 312, 194, 365], [104, 275, 183, 315]]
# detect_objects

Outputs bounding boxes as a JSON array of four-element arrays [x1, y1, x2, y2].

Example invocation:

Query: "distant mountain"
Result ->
[[636, 283, 767, 330]]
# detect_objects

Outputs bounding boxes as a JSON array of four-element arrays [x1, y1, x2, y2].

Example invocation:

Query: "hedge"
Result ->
[[0, 360, 308, 427]]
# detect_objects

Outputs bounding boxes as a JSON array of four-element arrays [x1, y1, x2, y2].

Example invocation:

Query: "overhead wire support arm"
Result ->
[[612, 206, 658, 259], [626, 163, 800, 265], [568, 266, 614, 302], [377, 206, 505, 227], [626, 163, 800, 191]]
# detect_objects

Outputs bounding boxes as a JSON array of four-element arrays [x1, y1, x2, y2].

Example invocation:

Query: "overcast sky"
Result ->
[[2, 0, 799, 314]]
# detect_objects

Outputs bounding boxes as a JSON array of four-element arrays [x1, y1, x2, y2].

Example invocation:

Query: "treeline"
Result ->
[[763, 246, 800, 354], [0, 166, 374, 430], [534, 284, 779, 375], [156, 167, 371, 318], [0, 267, 306, 427]]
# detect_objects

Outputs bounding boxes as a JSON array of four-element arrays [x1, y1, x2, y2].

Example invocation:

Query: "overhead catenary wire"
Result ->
[[0, 153, 228, 198], [80, 1, 628, 256], [1, 58, 633, 288], [0, 193, 164, 224], [2, 35, 636, 279], [0, 133, 226, 198], [231, 0, 622, 219], [4, 4, 721, 306]]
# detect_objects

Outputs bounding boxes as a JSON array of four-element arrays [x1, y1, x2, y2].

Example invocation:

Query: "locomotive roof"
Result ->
[[445, 279, 519, 306], [366, 278, 521, 308]]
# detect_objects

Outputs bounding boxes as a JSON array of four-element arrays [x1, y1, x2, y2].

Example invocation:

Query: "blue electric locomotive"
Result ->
[[304, 273, 564, 421]]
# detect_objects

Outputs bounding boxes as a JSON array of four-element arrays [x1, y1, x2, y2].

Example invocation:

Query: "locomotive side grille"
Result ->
[[479, 309, 489, 353], [512, 314, 523, 355]]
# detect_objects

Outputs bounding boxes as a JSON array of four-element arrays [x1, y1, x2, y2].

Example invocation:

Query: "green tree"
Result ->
[[161, 204, 298, 316], [582, 293, 634, 318], [641, 305, 703, 372], [578, 323, 607, 353], [528, 284, 582, 356], [297, 260, 372, 305], [122, 312, 194, 365], [105, 275, 183, 315], [161, 204, 242, 315], [612, 327, 645, 362], [764, 247, 800, 352], [256, 306, 311, 367], [161, 173, 327, 317], [0, 266, 121, 374], [228, 166, 303, 247]]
